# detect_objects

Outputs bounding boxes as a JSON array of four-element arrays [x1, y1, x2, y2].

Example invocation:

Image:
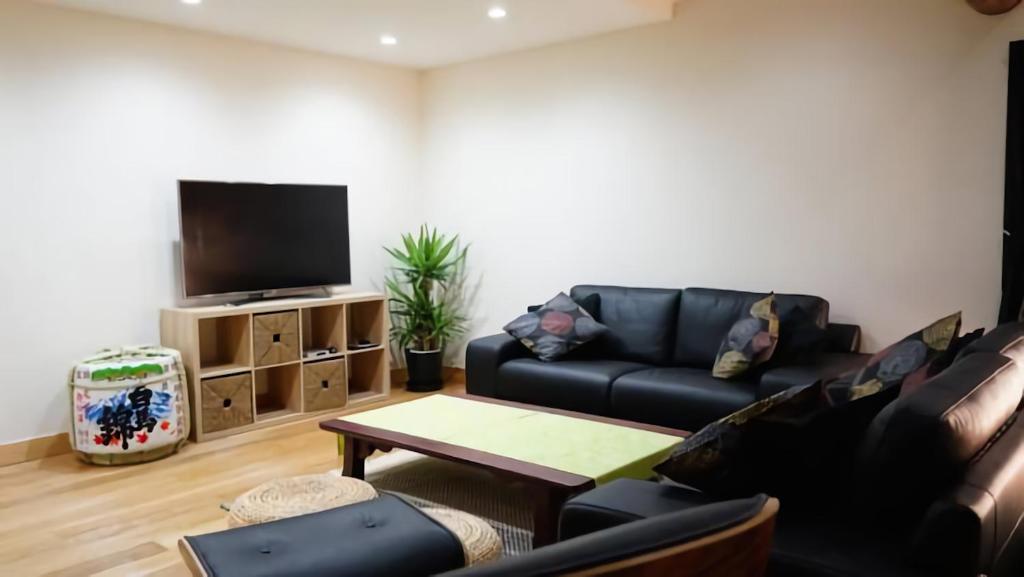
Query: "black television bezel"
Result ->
[[177, 180, 351, 300]]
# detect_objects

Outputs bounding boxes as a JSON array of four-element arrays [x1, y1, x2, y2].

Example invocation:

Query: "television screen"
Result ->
[[179, 181, 351, 298]]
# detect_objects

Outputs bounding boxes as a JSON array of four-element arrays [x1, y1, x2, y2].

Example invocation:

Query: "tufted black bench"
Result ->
[[180, 495, 466, 577]]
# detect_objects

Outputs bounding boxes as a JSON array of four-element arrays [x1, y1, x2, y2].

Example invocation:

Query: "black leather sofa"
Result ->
[[556, 322, 1024, 577], [467, 285, 868, 430], [179, 491, 778, 577]]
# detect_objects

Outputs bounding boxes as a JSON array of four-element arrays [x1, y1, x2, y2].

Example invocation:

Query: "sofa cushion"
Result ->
[[610, 367, 758, 431], [674, 288, 828, 369], [504, 293, 608, 361], [712, 294, 780, 379], [856, 352, 1024, 522], [496, 358, 650, 415], [758, 352, 871, 399], [570, 285, 681, 365], [769, 510, 932, 577]]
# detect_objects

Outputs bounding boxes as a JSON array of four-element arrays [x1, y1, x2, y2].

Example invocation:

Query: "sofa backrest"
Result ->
[[957, 321, 1024, 366], [855, 352, 1024, 524], [673, 288, 830, 368], [570, 285, 681, 365]]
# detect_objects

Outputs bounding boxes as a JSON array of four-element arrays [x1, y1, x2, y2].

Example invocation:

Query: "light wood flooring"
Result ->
[[0, 382, 465, 577]]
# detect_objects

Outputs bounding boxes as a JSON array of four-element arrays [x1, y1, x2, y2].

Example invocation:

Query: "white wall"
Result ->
[[421, 0, 1024, 360], [0, 1, 421, 444], [3, 0, 1022, 445]]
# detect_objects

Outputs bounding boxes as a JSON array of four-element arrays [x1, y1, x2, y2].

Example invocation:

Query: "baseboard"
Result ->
[[390, 366, 466, 388], [2, 368, 467, 468], [0, 432, 71, 468]]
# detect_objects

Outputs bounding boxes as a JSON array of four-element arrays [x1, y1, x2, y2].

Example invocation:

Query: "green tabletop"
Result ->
[[338, 395, 684, 484]]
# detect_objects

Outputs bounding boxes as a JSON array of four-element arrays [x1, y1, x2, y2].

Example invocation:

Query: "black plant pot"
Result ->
[[405, 348, 443, 392]]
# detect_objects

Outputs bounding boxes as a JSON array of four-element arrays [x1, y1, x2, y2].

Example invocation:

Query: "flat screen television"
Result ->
[[178, 181, 351, 299]]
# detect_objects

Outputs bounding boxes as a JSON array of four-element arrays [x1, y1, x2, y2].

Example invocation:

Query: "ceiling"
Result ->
[[41, 0, 677, 69]]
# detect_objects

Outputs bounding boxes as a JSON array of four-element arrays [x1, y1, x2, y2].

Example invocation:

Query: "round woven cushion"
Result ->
[[228, 474, 377, 528], [422, 507, 503, 566]]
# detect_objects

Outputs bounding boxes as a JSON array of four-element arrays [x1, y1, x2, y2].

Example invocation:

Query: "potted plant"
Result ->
[[385, 226, 469, 392]]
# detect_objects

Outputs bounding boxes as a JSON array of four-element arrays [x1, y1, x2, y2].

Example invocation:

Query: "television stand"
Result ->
[[160, 292, 390, 442]]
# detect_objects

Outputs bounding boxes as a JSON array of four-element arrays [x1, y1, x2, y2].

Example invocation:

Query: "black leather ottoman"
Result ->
[[180, 494, 466, 577]]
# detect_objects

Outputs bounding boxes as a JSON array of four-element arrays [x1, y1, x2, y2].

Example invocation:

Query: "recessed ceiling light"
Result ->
[[181, 0, 202, 5], [488, 6, 507, 19], [380, 35, 398, 46]]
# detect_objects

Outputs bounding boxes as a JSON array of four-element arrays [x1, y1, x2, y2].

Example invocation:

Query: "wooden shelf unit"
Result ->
[[160, 292, 391, 442]]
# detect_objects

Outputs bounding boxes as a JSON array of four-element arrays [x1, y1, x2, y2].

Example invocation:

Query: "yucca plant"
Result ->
[[385, 226, 469, 353]]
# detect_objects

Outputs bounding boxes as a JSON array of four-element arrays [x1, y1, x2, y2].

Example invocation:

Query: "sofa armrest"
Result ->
[[758, 352, 870, 399], [446, 494, 775, 577], [465, 333, 530, 398], [824, 323, 861, 353], [912, 413, 1024, 577], [558, 478, 713, 541]]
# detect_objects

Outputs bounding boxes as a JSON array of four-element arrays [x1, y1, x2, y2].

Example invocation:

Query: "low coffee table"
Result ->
[[319, 393, 688, 547]]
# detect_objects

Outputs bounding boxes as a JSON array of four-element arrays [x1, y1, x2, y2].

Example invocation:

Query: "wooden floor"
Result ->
[[0, 381, 465, 577]]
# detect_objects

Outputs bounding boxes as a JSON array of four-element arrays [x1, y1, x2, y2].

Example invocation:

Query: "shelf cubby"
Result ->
[[348, 347, 386, 403], [254, 363, 302, 420], [347, 299, 385, 351], [301, 304, 346, 354], [198, 314, 251, 376]]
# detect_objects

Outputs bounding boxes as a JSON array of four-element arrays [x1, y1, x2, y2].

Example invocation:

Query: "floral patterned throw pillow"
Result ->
[[656, 310, 964, 497], [712, 294, 780, 379], [504, 292, 609, 362], [824, 311, 961, 404]]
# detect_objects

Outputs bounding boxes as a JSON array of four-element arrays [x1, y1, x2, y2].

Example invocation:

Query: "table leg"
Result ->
[[342, 435, 367, 479], [531, 487, 572, 548]]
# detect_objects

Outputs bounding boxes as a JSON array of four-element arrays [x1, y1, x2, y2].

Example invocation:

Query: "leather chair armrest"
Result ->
[[912, 414, 1024, 577], [465, 333, 529, 398], [447, 494, 774, 577], [824, 323, 862, 353], [558, 478, 713, 541], [758, 352, 870, 399]]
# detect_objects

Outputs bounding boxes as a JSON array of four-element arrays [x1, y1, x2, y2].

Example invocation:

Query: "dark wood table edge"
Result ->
[[319, 419, 595, 489]]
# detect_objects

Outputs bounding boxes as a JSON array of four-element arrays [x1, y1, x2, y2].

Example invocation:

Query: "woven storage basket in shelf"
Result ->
[[422, 507, 504, 566], [228, 474, 378, 528]]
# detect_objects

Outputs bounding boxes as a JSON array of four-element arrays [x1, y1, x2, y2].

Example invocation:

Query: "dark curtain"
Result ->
[[1000, 40, 1024, 323]]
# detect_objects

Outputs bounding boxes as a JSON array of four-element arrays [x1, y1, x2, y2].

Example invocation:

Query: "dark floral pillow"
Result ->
[[712, 294, 780, 379], [504, 293, 609, 362], [654, 383, 821, 494], [657, 311, 965, 498], [824, 311, 961, 404]]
